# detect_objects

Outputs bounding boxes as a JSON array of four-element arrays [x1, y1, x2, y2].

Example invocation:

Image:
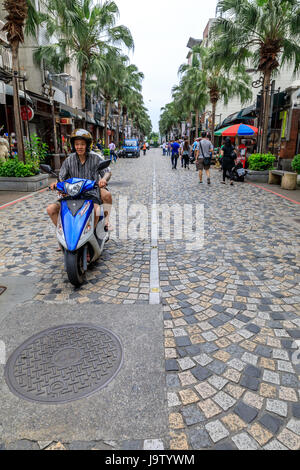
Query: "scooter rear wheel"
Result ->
[[65, 250, 85, 287]]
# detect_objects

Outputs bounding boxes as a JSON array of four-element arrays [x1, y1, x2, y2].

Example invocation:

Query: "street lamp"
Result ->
[[43, 72, 74, 173]]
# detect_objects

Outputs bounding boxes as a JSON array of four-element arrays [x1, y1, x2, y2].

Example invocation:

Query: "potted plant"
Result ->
[[0, 135, 49, 192], [245, 153, 276, 183]]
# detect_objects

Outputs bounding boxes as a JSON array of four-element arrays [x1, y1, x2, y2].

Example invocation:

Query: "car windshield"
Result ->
[[125, 140, 137, 147]]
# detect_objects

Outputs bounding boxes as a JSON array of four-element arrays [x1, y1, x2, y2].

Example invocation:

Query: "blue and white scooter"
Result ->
[[41, 160, 110, 287]]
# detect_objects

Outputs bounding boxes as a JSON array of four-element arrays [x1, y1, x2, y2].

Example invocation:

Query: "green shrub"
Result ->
[[103, 148, 110, 156], [25, 134, 48, 173], [291, 154, 300, 174], [0, 159, 37, 177], [248, 153, 276, 171]]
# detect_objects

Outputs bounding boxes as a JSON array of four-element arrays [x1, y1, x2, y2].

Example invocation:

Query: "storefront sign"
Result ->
[[20, 105, 34, 121], [60, 118, 72, 125], [281, 111, 288, 139]]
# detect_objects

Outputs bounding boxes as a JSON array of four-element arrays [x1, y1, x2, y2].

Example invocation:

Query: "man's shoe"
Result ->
[[207, 179, 211, 185], [199, 180, 203, 184]]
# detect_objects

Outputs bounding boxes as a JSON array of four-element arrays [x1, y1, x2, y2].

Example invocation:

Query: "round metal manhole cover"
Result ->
[[4, 324, 123, 404]]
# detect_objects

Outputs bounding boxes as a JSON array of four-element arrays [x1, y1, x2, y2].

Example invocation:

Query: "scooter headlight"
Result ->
[[64, 181, 84, 197]]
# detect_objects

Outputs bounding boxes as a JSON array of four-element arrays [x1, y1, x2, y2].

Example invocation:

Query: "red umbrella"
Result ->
[[221, 124, 258, 136]]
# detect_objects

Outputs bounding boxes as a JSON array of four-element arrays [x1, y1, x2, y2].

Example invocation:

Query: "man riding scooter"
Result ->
[[47, 129, 112, 233]]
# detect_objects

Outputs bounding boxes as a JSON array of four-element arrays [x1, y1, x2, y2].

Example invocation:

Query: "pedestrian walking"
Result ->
[[109, 141, 117, 163], [182, 139, 190, 169], [195, 132, 213, 185], [167, 141, 172, 157], [220, 137, 237, 185], [162, 142, 166, 156], [179, 139, 184, 168], [171, 139, 180, 169]]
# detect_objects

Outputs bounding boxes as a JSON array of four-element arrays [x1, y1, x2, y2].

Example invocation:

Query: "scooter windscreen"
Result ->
[[57, 178, 96, 197]]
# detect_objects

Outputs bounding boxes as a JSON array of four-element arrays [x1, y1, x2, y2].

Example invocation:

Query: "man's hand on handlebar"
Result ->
[[99, 179, 107, 189], [50, 182, 57, 191]]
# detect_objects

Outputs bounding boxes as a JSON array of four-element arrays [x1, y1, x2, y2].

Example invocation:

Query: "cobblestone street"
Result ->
[[0, 148, 300, 450]]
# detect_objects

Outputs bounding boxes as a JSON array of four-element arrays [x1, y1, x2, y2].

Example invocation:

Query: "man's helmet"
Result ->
[[70, 129, 93, 152]]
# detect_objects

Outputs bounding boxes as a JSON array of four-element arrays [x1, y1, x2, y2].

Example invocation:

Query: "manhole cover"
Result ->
[[4, 324, 123, 404], [0, 286, 6, 295]]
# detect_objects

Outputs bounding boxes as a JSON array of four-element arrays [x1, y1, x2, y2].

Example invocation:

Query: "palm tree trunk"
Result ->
[[261, 69, 272, 154], [195, 109, 199, 139], [11, 41, 25, 162], [116, 102, 121, 149], [211, 101, 216, 147], [104, 100, 110, 147], [81, 67, 87, 129]]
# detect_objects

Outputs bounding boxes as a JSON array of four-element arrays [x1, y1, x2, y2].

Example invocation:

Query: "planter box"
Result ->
[[245, 169, 269, 184], [0, 174, 49, 192]]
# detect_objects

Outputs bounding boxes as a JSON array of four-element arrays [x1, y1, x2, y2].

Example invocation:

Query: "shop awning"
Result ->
[[5, 84, 33, 106], [237, 104, 256, 119], [59, 103, 77, 118], [86, 115, 96, 125]]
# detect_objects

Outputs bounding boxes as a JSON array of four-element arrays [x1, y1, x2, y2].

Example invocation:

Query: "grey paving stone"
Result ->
[[200, 343, 219, 354], [208, 375, 229, 390], [231, 433, 259, 450], [277, 360, 295, 373], [240, 374, 260, 391], [178, 357, 196, 370], [259, 414, 283, 434], [286, 418, 300, 436], [281, 339, 296, 350], [263, 440, 288, 450], [246, 324, 261, 334], [166, 359, 180, 372], [182, 307, 196, 316], [209, 318, 224, 328], [214, 441, 237, 450], [191, 365, 213, 381], [292, 404, 300, 419], [6, 440, 40, 450], [182, 405, 206, 426], [272, 349, 290, 360], [184, 316, 198, 325], [194, 353, 213, 367], [207, 360, 227, 375], [185, 345, 201, 356], [270, 313, 285, 321], [166, 374, 180, 388], [68, 441, 97, 450], [225, 345, 245, 357], [121, 440, 144, 450], [175, 336, 192, 347], [287, 329, 300, 339], [234, 402, 259, 423], [205, 420, 230, 443], [266, 399, 288, 417], [255, 345, 272, 358], [188, 426, 212, 449], [244, 365, 262, 378], [213, 391, 236, 411], [263, 370, 280, 385], [241, 352, 258, 366], [281, 373, 299, 388]]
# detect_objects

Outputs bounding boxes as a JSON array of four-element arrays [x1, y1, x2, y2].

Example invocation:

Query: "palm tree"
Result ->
[[36, 0, 134, 127], [211, 0, 300, 152], [181, 45, 252, 146], [2, 0, 29, 162]]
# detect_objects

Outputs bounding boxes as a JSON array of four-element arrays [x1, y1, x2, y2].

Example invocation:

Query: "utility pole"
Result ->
[[48, 76, 60, 174]]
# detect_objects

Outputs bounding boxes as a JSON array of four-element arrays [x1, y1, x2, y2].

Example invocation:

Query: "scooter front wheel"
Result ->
[[65, 250, 85, 287]]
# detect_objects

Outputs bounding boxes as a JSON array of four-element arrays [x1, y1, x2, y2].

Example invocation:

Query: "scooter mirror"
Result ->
[[40, 164, 57, 177], [98, 160, 111, 172]]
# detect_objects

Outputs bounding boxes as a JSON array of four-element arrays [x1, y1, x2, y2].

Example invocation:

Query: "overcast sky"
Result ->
[[116, 0, 218, 133]]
